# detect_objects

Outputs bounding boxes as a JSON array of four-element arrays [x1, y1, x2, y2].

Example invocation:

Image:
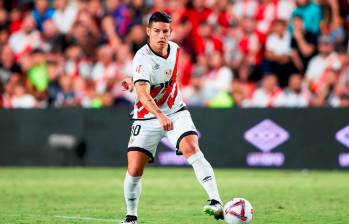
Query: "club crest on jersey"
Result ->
[[165, 69, 172, 77]]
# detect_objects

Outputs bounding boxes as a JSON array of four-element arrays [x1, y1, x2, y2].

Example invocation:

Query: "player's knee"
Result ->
[[181, 141, 200, 157], [128, 166, 144, 177]]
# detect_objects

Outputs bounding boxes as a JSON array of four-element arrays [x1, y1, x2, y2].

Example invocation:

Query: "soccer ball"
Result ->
[[223, 198, 253, 224]]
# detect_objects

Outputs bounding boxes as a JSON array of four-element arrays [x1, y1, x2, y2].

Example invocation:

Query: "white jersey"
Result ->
[[131, 41, 186, 119]]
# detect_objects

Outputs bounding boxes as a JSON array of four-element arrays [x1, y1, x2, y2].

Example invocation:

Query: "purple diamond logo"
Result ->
[[336, 125, 349, 148], [244, 119, 289, 152]]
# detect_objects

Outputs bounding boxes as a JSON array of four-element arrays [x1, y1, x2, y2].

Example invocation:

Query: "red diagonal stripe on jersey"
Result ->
[[136, 86, 162, 118], [167, 84, 178, 108], [151, 86, 162, 97], [156, 48, 180, 106], [136, 101, 148, 118]]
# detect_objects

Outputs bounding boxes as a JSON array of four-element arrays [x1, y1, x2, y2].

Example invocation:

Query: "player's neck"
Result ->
[[148, 42, 169, 58]]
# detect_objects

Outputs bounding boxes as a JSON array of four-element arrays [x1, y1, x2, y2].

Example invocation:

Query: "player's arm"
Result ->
[[134, 81, 173, 131]]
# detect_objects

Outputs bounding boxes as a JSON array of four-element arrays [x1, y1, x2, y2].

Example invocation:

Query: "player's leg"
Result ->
[[166, 110, 223, 220], [179, 135, 223, 219], [122, 151, 149, 224], [122, 120, 164, 224]]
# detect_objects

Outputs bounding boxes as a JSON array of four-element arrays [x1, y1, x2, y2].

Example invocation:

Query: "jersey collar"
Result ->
[[147, 43, 171, 59]]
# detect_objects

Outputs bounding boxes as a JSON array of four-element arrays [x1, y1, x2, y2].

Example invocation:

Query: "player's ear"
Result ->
[[146, 26, 151, 36]]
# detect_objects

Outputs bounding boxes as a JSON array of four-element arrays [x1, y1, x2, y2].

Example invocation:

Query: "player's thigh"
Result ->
[[127, 151, 149, 176], [128, 119, 164, 164], [166, 110, 199, 154]]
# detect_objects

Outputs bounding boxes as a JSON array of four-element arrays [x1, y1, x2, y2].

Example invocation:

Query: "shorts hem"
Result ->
[[175, 131, 198, 155], [128, 147, 154, 163]]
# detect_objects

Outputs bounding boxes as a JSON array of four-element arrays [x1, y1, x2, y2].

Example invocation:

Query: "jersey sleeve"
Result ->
[[132, 53, 152, 84]]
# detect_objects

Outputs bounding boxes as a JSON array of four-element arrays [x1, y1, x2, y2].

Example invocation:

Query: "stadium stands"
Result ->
[[0, 0, 348, 108]]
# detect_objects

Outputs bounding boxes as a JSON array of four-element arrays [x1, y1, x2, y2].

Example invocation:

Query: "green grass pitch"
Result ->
[[0, 168, 348, 224]]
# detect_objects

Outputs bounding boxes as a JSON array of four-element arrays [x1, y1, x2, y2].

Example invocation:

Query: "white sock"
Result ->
[[187, 152, 222, 204], [124, 172, 142, 216]]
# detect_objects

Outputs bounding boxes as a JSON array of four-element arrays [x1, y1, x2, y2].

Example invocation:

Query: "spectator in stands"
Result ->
[[127, 24, 147, 55], [47, 60, 60, 106], [11, 83, 37, 108], [311, 67, 341, 107], [8, 13, 42, 60], [290, 15, 317, 73], [337, 50, 349, 106], [112, 43, 133, 104], [231, 0, 258, 20], [238, 16, 265, 81], [0, 45, 22, 87], [0, 27, 9, 46], [202, 51, 233, 101], [26, 49, 49, 104], [206, 0, 230, 29], [223, 21, 241, 69], [264, 19, 295, 87], [2, 72, 20, 108], [80, 80, 102, 108], [0, 8, 8, 30], [273, 73, 310, 107], [255, 0, 275, 34], [243, 73, 282, 107], [305, 35, 341, 94], [105, 0, 131, 38], [8, 8, 22, 34], [64, 44, 92, 79], [184, 0, 213, 59], [195, 21, 223, 56], [290, 0, 322, 35], [320, 0, 346, 50], [32, 0, 54, 31], [182, 65, 209, 107], [68, 21, 99, 58], [83, 0, 104, 22], [41, 19, 66, 53], [52, 0, 78, 34], [90, 45, 119, 95], [232, 63, 257, 107], [54, 74, 77, 107], [100, 15, 122, 50], [128, 0, 148, 27], [177, 49, 194, 87]]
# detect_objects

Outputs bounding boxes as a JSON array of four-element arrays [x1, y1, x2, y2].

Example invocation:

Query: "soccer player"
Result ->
[[121, 11, 223, 224]]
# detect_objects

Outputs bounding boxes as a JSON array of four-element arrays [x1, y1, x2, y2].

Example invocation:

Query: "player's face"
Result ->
[[147, 22, 171, 49]]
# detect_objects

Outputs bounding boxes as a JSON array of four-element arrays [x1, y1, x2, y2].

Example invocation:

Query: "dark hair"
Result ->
[[148, 11, 172, 26]]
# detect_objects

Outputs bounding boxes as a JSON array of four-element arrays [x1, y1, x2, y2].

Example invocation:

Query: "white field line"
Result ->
[[54, 215, 119, 222], [2, 214, 119, 223]]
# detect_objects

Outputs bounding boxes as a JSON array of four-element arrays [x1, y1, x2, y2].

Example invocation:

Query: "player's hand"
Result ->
[[158, 114, 173, 131], [121, 77, 133, 92]]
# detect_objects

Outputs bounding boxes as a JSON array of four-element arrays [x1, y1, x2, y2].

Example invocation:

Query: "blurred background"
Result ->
[[0, 0, 348, 109], [0, 0, 348, 169]]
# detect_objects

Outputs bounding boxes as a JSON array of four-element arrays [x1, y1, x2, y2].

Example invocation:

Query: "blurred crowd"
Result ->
[[0, 0, 349, 109]]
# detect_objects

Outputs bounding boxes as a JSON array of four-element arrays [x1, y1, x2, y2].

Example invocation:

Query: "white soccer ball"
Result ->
[[223, 198, 254, 224]]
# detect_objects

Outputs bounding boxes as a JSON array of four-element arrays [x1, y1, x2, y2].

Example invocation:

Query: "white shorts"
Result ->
[[127, 109, 198, 162]]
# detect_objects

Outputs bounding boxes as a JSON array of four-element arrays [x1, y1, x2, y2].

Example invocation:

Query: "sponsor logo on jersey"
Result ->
[[153, 63, 160, 70]]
